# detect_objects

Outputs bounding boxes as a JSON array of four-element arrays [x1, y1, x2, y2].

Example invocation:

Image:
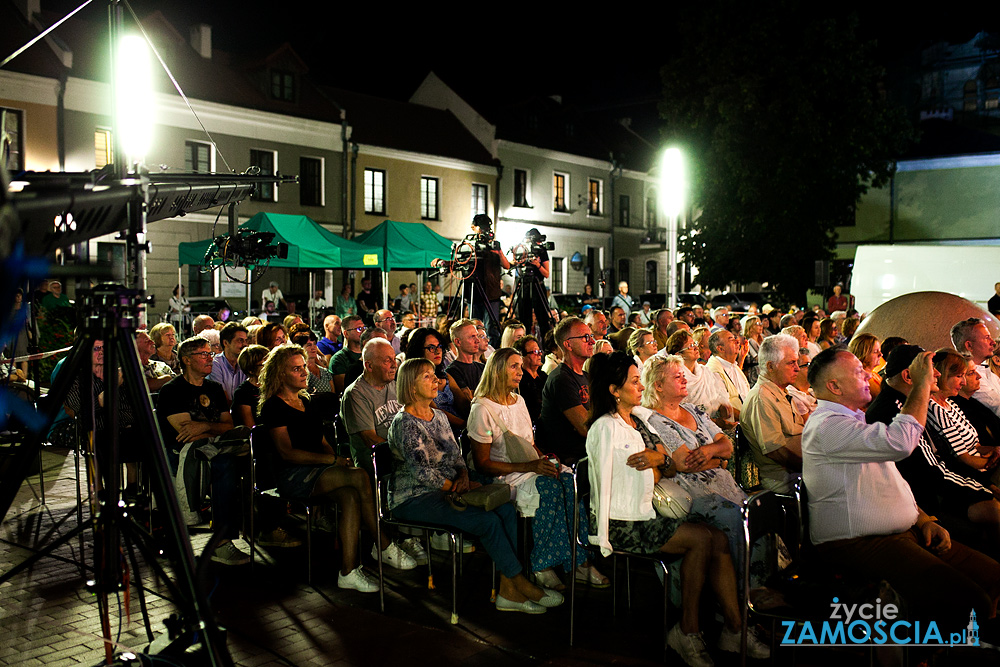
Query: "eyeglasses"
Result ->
[[566, 333, 596, 343], [525, 349, 543, 356], [349, 326, 366, 333], [424, 344, 442, 351], [187, 351, 213, 359], [643, 340, 658, 347], [376, 316, 395, 323], [798, 362, 810, 369]]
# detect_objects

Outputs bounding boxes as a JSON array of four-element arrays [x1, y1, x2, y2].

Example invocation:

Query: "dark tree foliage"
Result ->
[[659, 1, 913, 301]]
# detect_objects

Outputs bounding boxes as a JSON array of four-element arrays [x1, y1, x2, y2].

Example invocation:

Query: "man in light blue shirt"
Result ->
[[207, 322, 248, 404]]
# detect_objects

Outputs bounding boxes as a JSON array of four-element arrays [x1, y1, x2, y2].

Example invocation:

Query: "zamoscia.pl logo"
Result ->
[[780, 598, 980, 647]]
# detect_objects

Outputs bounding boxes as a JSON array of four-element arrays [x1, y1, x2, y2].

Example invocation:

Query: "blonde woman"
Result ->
[[629, 328, 658, 367], [848, 333, 883, 402], [259, 345, 413, 592], [499, 321, 526, 349], [468, 348, 606, 591], [149, 322, 180, 373], [388, 358, 563, 613]]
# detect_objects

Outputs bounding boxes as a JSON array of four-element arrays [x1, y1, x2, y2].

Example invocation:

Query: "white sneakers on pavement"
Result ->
[[338, 566, 378, 593], [667, 624, 714, 667], [372, 542, 418, 570], [717, 626, 771, 659]]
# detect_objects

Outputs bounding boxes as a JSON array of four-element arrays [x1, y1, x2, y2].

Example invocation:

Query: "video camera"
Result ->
[[510, 231, 554, 267], [433, 232, 500, 278], [204, 229, 289, 269]]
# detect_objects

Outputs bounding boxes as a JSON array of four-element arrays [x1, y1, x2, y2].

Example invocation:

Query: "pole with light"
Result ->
[[659, 147, 685, 309]]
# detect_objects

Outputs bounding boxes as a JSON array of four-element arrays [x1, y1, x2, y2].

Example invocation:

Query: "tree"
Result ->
[[660, 1, 913, 301]]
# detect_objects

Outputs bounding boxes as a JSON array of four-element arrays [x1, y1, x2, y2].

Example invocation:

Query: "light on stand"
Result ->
[[659, 147, 685, 309], [114, 34, 154, 169]]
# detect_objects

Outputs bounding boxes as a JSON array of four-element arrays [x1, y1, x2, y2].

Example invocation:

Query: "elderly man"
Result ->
[[192, 314, 215, 336], [952, 317, 1000, 417], [585, 309, 608, 341], [342, 338, 403, 474], [445, 319, 485, 418], [709, 306, 729, 332], [706, 330, 750, 414], [802, 346, 1000, 631], [740, 334, 805, 493], [539, 316, 595, 462], [157, 336, 249, 565], [307, 289, 327, 311], [651, 308, 675, 350], [136, 329, 174, 392], [328, 315, 364, 395], [373, 309, 399, 354], [785, 347, 817, 416], [207, 322, 248, 404], [420, 281, 438, 319], [635, 301, 653, 327], [610, 280, 634, 317], [826, 284, 849, 313], [40, 279, 70, 310], [318, 314, 343, 356]]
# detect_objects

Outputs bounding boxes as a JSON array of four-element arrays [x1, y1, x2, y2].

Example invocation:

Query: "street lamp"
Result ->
[[113, 34, 154, 172], [660, 147, 685, 308]]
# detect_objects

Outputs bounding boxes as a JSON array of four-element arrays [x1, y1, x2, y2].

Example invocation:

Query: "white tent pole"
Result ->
[[309, 272, 315, 330], [247, 268, 252, 316]]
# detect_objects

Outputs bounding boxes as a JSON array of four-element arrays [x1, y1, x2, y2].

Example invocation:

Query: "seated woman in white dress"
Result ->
[[468, 348, 607, 591]]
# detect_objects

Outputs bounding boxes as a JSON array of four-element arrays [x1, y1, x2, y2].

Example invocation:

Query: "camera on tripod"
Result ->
[[510, 232, 554, 268]]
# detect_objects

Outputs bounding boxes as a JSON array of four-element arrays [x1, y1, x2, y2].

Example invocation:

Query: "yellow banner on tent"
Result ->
[[363, 254, 379, 266]]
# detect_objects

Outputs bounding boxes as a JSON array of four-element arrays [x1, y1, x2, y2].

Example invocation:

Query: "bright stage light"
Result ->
[[660, 147, 685, 217], [115, 34, 154, 165]]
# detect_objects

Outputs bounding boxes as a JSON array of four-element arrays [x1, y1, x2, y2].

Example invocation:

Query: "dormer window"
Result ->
[[271, 70, 295, 102]]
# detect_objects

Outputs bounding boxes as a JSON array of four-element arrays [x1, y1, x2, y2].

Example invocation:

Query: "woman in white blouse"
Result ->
[[468, 348, 607, 591], [586, 351, 768, 666], [663, 329, 735, 431]]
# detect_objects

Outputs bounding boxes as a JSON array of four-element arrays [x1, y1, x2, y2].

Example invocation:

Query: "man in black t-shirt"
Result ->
[[538, 317, 595, 462], [158, 336, 249, 566], [464, 215, 509, 347]]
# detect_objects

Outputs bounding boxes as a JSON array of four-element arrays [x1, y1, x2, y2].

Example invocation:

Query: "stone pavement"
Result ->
[[3, 448, 997, 666]]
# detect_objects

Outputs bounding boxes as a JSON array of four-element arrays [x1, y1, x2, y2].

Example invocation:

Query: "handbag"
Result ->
[[447, 483, 513, 512], [477, 400, 538, 463], [652, 478, 692, 519]]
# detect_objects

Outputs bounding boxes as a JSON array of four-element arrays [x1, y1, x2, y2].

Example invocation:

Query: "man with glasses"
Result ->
[[951, 317, 1000, 418], [373, 309, 399, 354], [539, 316, 595, 462], [740, 334, 805, 494], [157, 336, 250, 566], [329, 315, 365, 395]]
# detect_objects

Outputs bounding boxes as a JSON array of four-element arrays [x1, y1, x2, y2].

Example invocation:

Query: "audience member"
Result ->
[[149, 322, 180, 373], [341, 338, 402, 474], [538, 317, 594, 462], [207, 323, 249, 404]]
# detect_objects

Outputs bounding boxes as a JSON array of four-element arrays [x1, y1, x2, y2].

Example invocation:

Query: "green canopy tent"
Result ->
[[178, 212, 382, 320], [352, 220, 455, 307]]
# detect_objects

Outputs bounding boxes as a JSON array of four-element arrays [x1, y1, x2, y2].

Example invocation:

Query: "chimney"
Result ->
[[190, 24, 211, 59]]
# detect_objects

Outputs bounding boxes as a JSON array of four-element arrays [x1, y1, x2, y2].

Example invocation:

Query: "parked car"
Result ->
[[676, 292, 708, 309], [709, 292, 780, 314]]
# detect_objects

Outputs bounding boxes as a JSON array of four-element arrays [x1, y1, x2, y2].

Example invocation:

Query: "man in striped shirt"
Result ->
[[802, 346, 1000, 630]]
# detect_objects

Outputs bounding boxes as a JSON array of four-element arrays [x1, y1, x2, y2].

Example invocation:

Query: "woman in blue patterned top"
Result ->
[[404, 327, 464, 434], [388, 357, 562, 614]]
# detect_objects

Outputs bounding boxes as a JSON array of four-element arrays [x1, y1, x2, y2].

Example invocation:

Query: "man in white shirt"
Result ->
[[802, 346, 1000, 630], [261, 281, 287, 312], [951, 317, 1000, 417], [706, 330, 750, 414]]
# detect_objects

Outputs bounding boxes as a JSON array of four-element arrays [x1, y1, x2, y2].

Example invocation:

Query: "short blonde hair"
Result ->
[[149, 322, 175, 347], [640, 354, 684, 408], [628, 328, 653, 356], [396, 357, 434, 406]]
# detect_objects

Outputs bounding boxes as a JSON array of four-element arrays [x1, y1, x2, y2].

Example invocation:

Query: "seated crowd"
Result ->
[[58, 288, 1000, 665]]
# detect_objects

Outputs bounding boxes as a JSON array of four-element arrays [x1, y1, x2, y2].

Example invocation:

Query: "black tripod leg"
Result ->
[[0, 520, 87, 585]]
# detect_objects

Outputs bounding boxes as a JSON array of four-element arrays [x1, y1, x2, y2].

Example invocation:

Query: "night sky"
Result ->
[[36, 1, 1000, 132]]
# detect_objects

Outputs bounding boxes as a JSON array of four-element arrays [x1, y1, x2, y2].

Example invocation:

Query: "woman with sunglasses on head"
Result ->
[[405, 327, 465, 432], [587, 351, 768, 666], [628, 328, 658, 368]]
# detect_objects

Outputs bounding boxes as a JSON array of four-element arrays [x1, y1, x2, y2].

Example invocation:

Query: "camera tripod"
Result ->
[[0, 285, 233, 667], [508, 265, 555, 339]]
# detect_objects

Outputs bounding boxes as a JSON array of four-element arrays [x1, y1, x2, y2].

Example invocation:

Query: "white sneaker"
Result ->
[[210, 541, 250, 566], [667, 624, 714, 667], [338, 566, 379, 593], [401, 537, 428, 565], [717, 626, 770, 659], [372, 542, 417, 570], [429, 531, 474, 553]]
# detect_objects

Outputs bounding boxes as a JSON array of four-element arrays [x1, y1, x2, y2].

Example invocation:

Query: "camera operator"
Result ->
[[514, 227, 552, 339], [432, 214, 509, 346]]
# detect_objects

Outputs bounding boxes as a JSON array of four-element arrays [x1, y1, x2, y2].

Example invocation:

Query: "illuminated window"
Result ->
[[513, 169, 530, 207], [300, 156, 323, 206], [364, 168, 385, 214], [421, 176, 439, 220], [185, 141, 212, 173], [588, 178, 602, 216], [95, 129, 113, 169], [553, 172, 568, 212], [2, 108, 24, 171], [471, 183, 488, 218], [250, 149, 277, 201]]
